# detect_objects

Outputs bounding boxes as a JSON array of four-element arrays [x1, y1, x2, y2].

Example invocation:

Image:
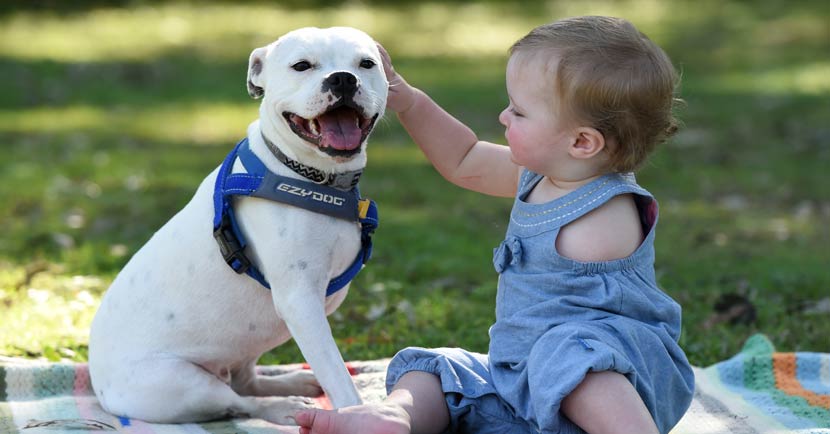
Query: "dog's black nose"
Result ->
[[323, 72, 358, 98]]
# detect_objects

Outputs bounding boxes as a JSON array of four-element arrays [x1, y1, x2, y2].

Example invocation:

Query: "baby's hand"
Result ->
[[377, 44, 416, 113]]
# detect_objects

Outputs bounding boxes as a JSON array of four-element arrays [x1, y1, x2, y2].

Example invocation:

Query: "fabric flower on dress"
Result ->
[[493, 236, 523, 273]]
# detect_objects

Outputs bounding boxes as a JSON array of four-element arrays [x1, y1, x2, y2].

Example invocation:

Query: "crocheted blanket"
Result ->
[[1, 335, 828, 433]]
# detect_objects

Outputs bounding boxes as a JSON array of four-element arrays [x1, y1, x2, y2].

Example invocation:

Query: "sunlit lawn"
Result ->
[[1, 1, 828, 366]]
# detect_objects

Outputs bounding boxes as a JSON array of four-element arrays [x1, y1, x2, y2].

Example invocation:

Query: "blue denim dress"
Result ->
[[386, 171, 695, 434]]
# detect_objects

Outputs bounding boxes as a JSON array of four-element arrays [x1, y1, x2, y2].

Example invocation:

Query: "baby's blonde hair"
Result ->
[[510, 16, 680, 173]]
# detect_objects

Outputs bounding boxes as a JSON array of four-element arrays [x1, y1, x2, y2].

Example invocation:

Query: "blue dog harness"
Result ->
[[212, 137, 378, 296]]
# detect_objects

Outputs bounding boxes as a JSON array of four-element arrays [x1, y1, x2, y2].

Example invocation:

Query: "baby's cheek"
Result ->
[[506, 131, 524, 152]]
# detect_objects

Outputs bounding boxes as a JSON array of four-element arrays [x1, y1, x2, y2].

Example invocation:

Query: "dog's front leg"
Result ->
[[236, 198, 362, 408], [273, 286, 362, 408]]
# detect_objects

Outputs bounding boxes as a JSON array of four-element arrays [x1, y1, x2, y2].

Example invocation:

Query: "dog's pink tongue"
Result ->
[[317, 109, 362, 150]]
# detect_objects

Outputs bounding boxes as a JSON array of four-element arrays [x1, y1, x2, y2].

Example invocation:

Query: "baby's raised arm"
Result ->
[[379, 45, 520, 198]]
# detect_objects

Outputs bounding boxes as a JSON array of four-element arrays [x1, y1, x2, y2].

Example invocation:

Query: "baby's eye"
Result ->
[[510, 107, 524, 117]]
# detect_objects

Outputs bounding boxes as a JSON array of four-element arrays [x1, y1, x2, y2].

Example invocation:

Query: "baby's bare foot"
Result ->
[[295, 403, 410, 434]]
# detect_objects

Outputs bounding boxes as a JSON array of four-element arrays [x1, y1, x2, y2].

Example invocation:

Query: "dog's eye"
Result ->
[[291, 61, 312, 72], [359, 59, 376, 69]]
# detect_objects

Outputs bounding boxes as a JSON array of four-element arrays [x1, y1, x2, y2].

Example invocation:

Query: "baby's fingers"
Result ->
[[376, 43, 397, 81]]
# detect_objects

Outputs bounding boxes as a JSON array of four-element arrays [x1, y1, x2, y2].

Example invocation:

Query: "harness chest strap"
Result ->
[[212, 138, 379, 296]]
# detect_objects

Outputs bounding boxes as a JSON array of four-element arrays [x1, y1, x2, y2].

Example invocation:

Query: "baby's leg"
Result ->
[[295, 371, 447, 434], [561, 371, 658, 434]]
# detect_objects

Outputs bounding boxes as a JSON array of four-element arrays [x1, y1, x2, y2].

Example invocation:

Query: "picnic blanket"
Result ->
[[1, 334, 828, 433]]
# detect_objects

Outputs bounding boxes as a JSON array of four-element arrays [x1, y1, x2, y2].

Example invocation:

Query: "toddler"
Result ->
[[296, 16, 694, 434]]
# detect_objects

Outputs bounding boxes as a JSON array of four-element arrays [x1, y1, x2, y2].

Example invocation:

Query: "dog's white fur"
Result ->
[[88, 27, 387, 425]]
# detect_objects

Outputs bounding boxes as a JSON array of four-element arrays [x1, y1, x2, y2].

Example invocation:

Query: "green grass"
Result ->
[[1, 1, 828, 367]]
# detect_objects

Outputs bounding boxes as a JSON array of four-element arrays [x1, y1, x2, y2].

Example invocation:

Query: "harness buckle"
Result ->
[[213, 213, 251, 274]]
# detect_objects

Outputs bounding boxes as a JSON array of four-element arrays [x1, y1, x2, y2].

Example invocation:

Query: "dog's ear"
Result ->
[[247, 46, 269, 99]]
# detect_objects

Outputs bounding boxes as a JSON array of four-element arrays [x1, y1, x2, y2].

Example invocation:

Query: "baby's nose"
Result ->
[[498, 109, 509, 127]]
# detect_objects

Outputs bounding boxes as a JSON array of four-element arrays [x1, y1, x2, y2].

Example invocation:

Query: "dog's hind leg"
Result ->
[[255, 370, 325, 397], [231, 359, 324, 398], [99, 357, 316, 424]]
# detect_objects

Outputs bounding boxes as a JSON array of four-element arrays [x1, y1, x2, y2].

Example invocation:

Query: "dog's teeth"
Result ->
[[309, 119, 319, 136]]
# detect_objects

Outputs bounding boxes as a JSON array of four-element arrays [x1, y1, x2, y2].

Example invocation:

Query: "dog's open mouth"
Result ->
[[283, 106, 378, 158]]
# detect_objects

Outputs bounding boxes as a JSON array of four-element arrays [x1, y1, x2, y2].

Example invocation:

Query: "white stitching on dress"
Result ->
[[510, 185, 638, 228], [515, 179, 612, 218]]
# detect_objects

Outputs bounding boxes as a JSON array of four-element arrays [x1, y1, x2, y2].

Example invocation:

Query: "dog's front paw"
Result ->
[[255, 396, 318, 425]]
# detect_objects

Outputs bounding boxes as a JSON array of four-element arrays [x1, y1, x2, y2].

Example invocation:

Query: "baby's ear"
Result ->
[[569, 127, 605, 160]]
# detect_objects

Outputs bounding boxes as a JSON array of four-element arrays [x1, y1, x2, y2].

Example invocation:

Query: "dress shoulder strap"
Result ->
[[509, 171, 654, 235], [516, 169, 544, 198]]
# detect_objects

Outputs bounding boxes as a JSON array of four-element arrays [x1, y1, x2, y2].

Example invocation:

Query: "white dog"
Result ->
[[88, 27, 387, 425]]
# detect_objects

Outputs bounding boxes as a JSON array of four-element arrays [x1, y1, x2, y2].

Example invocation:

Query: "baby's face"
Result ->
[[499, 53, 574, 175]]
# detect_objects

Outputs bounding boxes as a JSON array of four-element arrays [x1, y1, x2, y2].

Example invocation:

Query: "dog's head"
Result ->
[[247, 27, 387, 171]]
